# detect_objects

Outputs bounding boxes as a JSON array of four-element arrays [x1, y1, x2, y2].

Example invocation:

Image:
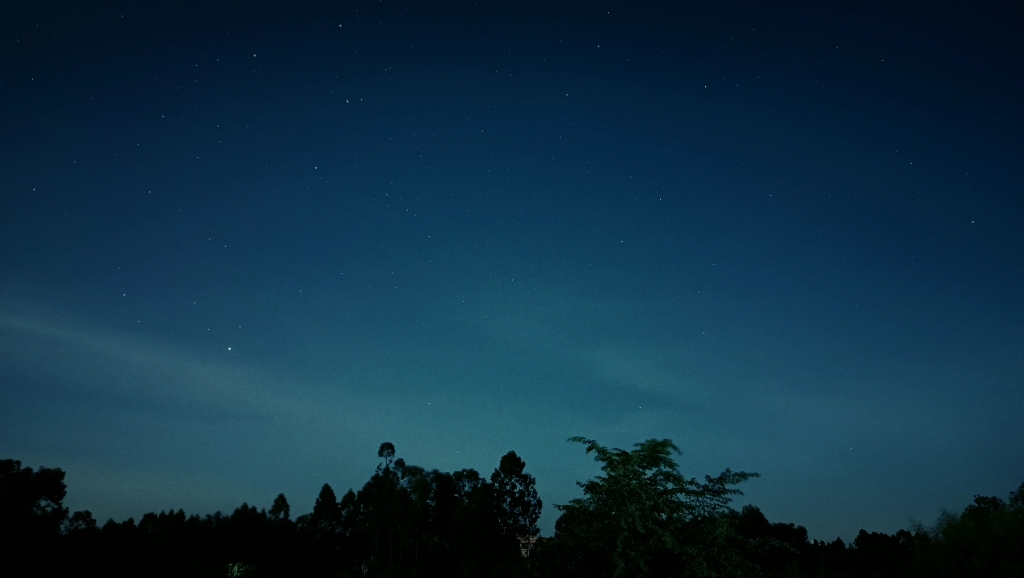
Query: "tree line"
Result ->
[[1, 437, 1021, 577]]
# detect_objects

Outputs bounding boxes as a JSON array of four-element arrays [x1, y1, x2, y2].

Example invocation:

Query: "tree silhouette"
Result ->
[[269, 493, 290, 521], [3, 446, 1018, 577], [352, 447, 416, 574], [62, 509, 98, 534], [491, 450, 543, 553], [378, 442, 396, 469], [1, 457, 69, 572], [301, 483, 342, 541], [730, 505, 810, 576], [915, 482, 1024, 577], [534, 437, 759, 578]]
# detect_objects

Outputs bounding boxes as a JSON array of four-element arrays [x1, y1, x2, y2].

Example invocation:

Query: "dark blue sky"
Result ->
[[1, 0, 1021, 541]]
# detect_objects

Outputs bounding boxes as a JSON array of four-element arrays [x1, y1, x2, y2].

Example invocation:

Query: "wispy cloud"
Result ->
[[0, 309, 375, 429], [579, 345, 685, 395], [456, 284, 706, 401]]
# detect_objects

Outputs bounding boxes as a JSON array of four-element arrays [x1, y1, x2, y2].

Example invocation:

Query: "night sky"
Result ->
[[1, 0, 1021, 542]]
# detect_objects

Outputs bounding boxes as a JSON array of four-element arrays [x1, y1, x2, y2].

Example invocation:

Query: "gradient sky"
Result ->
[[1, 0, 1021, 542]]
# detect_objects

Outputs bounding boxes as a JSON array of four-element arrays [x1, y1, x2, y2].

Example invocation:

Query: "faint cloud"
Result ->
[[580, 346, 681, 395], [459, 284, 701, 400], [0, 310, 364, 427]]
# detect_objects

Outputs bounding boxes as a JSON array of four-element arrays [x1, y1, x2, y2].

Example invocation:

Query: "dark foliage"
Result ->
[[1, 444, 1020, 578], [0, 459, 70, 570], [529, 437, 761, 578], [1, 459, 69, 539], [491, 450, 544, 550]]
